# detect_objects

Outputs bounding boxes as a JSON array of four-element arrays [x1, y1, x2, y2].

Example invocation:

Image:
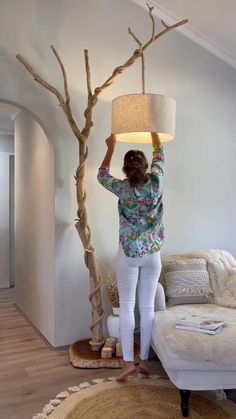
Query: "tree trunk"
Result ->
[[75, 141, 104, 350]]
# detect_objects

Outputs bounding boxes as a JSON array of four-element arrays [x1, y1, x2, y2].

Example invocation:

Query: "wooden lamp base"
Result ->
[[69, 339, 139, 369]]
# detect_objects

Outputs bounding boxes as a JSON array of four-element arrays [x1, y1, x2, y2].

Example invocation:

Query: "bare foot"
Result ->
[[116, 361, 136, 381], [138, 359, 150, 374]]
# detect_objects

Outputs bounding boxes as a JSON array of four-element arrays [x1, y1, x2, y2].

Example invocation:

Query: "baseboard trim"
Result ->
[[13, 303, 70, 351]]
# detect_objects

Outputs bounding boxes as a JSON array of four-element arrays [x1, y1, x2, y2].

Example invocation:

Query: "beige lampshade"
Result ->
[[112, 93, 176, 144]]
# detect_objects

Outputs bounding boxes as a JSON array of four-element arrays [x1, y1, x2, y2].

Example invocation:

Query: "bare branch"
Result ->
[[51, 45, 70, 105], [84, 49, 92, 97], [147, 3, 155, 39], [128, 26, 145, 93], [16, 53, 65, 105], [161, 19, 170, 29], [154, 18, 188, 40], [147, 2, 154, 12], [91, 18, 188, 99], [81, 50, 95, 138], [144, 18, 188, 50], [66, 106, 85, 142], [16, 52, 85, 143], [128, 27, 142, 47]]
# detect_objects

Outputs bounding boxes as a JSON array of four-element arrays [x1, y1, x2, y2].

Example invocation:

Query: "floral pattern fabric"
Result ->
[[97, 146, 164, 257]]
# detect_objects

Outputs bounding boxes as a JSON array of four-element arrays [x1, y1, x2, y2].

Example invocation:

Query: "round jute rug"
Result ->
[[33, 377, 236, 419]]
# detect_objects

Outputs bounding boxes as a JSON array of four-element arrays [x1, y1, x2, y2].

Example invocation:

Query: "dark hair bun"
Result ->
[[123, 150, 148, 187]]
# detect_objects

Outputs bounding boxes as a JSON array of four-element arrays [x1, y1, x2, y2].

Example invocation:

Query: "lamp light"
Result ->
[[112, 93, 176, 144]]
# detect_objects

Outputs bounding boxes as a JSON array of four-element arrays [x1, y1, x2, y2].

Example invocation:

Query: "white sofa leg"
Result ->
[[180, 389, 191, 417]]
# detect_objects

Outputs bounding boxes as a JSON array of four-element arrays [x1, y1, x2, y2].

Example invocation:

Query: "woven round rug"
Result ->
[[33, 376, 236, 419]]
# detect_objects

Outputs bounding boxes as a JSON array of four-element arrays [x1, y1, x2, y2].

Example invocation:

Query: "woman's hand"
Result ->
[[100, 135, 116, 169], [106, 134, 116, 149]]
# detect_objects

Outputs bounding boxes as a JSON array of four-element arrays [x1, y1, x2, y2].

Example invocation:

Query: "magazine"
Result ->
[[176, 324, 225, 335], [176, 314, 226, 331]]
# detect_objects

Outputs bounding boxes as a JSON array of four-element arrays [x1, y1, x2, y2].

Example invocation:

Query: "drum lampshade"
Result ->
[[112, 93, 176, 144]]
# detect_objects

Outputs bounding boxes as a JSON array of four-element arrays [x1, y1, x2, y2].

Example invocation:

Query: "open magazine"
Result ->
[[175, 314, 227, 335]]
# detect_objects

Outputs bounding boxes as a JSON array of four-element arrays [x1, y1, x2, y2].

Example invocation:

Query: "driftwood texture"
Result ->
[[16, 5, 187, 350]]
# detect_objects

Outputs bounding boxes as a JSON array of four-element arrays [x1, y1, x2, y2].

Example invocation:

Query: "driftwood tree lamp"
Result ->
[[16, 4, 187, 357]]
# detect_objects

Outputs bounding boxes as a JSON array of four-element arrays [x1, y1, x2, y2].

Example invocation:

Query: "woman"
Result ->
[[97, 132, 164, 381]]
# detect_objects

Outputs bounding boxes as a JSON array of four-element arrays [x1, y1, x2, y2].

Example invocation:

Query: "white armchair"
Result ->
[[152, 249, 236, 417]]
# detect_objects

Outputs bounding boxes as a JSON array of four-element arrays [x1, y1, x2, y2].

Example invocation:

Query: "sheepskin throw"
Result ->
[[153, 303, 236, 365], [164, 258, 211, 306]]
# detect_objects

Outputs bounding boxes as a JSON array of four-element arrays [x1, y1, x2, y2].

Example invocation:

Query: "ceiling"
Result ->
[[132, 0, 236, 70]]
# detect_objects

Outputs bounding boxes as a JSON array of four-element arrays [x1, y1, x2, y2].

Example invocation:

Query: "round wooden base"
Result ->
[[69, 339, 139, 369]]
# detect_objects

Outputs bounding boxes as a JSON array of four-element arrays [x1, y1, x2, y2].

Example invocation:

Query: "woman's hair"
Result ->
[[123, 150, 148, 187]]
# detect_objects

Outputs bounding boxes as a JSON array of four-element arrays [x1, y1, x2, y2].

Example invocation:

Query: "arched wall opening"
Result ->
[[0, 99, 55, 345]]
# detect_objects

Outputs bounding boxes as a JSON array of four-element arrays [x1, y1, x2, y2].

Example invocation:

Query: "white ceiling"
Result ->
[[132, 0, 236, 69]]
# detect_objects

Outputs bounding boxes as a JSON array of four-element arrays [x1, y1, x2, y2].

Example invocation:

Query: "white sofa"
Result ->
[[152, 249, 236, 417]]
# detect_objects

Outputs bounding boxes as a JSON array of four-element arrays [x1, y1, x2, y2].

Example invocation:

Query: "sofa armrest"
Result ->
[[155, 283, 166, 311]]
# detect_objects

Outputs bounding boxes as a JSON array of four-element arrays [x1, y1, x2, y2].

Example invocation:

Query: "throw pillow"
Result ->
[[163, 258, 212, 306]]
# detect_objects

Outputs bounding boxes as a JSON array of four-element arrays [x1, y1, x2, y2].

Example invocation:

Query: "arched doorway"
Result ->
[[0, 99, 55, 344]]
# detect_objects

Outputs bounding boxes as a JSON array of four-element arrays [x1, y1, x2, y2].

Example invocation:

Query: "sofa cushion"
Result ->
[[152, 304, 236, 366], [160, 250, 236, 307], [163, 258, 212, 306]]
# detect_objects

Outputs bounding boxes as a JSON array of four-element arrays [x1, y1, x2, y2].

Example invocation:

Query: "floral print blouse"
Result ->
[[97, 146, 164, 257]]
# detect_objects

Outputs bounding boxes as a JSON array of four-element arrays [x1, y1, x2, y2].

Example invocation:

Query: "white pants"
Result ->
[[116, 245, 162, 362]]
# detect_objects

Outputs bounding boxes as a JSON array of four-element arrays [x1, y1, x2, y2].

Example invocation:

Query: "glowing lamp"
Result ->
[[112, 93, 176, 144]]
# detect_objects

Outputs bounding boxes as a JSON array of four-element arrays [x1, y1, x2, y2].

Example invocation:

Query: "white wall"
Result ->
[[9, 154, 15, 287], [0, 134, 14, 153], [0, 153, 10, 288], [0, 134, 14, 288], [0, 0, 236, 345], [14, 111, 55, 345]]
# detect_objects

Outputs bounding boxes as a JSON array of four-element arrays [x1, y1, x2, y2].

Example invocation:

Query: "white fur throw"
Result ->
[[153, 303, 236, 365], [162, 249, 236, 309]]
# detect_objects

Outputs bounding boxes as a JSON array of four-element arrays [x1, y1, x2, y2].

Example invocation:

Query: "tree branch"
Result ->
[[144, 18, 188, 50], [161, 19, 170, 29], [147, 3, 155, 40], [81, 50, 95, 137], [128, 26, 145, 93], [16, 53, 65, 105], [95, 19, 187, 95], [80, 14, 188, 136], [155, 18, 188, 40], [51, 45, 70, 105], [84, 49, 92, 97], [16, 51, 85, 143], [92, 17, 187, 96], [128, 26, 142, 47]]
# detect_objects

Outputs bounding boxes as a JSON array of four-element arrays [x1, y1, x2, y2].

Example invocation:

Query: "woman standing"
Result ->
[[97, 132, 164, 381]]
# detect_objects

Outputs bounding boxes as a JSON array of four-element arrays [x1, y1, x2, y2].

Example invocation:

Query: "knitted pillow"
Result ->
[[163, 258, 212, 306]]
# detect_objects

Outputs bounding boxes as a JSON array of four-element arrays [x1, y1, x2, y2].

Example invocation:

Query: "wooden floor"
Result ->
[[0, 289, 166, 419]]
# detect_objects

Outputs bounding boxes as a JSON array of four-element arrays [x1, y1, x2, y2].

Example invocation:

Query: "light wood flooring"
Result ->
[[0, 289, 166, 419]]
